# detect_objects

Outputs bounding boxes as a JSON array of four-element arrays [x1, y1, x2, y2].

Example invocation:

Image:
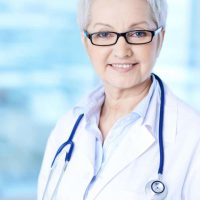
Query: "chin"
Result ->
[[105, 80, 137, 90]]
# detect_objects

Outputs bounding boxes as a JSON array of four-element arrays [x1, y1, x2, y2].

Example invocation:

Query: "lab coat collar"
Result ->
[[73, 84, 105, 123], [73, 76, 156, 123], [73, 119, 97, 172], [73, 76, 178, 143]]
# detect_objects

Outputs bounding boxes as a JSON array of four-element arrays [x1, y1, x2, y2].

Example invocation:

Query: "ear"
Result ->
[[81, 31, 85, 44], [80, 31, 89, 51], [156, 30, 165, 57]]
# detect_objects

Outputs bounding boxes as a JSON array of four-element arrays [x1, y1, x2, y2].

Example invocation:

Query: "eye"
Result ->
[[127, 31, 147, 38], [95, 32, 114, 38]]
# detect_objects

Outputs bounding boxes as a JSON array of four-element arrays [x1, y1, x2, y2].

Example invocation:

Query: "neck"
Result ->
[[102, 78, 152, 118], [99, 78, 152, 140]]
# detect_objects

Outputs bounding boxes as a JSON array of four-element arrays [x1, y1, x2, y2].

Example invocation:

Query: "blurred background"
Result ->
[[0, 0, 199, 199]]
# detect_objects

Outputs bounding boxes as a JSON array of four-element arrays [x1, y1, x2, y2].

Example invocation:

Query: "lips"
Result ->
[[108, 63, 138, 72], [111, 63, 135, 68]]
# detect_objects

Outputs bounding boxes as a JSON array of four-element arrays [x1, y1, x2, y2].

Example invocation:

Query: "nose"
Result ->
[[113, 36, 133, 58]]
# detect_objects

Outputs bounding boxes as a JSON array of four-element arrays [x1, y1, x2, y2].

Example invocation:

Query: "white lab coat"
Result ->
[[38, 84, 200, 200]]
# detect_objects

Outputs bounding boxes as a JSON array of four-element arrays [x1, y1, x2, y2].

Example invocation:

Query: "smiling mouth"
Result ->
[[111, 63, 136, 68], [108, 63, 138, 71]]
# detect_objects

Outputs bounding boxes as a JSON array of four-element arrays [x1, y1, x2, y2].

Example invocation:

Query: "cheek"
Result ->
[[87, 46, 111, 71], [138, 43, 158, 67]]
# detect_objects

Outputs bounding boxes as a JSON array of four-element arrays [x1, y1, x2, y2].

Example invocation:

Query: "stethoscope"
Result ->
[[42, 74, 167, 200]]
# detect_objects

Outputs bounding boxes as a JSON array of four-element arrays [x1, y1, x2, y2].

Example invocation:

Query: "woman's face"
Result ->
[[83, 0, 164, 91]]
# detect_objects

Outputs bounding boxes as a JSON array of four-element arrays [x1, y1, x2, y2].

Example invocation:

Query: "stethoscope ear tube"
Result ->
[[42, 167, 54, 200]]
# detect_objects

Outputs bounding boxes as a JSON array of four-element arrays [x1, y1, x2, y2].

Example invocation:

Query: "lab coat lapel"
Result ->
[[144, 82, 178, 143], [90, 121, 155, 199], [56, 120, 97, 199], [73, 120, 97, 174]]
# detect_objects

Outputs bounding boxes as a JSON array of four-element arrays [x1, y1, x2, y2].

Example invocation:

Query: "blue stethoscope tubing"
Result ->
[[42, 113, 84, 200], [154, 73, 165, 175], [42, 73, 166, 200]]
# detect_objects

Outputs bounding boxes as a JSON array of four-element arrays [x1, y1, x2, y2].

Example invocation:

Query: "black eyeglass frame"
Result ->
[[84, 27, 163, 46]]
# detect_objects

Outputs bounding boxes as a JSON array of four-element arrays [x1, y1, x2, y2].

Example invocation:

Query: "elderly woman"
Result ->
[[38, 0, 200, 199]]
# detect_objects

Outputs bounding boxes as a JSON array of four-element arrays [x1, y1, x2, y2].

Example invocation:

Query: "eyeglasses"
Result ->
[[84, 27, 162, 46]]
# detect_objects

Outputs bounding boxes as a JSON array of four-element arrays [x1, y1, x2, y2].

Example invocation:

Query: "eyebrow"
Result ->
[[128, 21, 150, 29], [93, 23, 113, 28], [93, 21, 150, 29]]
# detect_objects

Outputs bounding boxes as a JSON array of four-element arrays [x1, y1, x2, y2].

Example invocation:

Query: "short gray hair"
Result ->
[[77, 0, 168, 30]]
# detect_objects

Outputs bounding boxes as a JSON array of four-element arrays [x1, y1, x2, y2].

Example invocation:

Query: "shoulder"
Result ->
[[49, 84, 104, 141], [43, 109, 78, 159], [37, 109, 83, 198], [49, 109, 81, 143], [165, 85, 200, 139], [163, 87, 200, 199], [165, 86, 200, 121]]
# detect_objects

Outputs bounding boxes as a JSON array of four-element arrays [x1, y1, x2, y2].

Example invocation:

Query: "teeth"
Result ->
[[111, 64, 134, 68]]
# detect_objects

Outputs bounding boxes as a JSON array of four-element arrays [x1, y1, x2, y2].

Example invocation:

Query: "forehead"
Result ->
[[89, 0, 155, 30]]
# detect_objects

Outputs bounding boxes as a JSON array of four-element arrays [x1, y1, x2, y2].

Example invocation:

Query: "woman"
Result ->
[[38, 0, 200, 199]]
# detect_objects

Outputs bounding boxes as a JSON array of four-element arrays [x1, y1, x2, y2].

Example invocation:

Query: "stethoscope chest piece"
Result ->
[[145, 179, 168, 200]]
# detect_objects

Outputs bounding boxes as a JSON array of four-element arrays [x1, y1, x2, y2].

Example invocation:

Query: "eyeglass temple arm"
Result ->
[[154, 27, 163, 36], [84, 31, 90, 38]]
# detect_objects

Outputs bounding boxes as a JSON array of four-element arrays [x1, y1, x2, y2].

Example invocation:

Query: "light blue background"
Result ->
[[0, 0, 199, 199]]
